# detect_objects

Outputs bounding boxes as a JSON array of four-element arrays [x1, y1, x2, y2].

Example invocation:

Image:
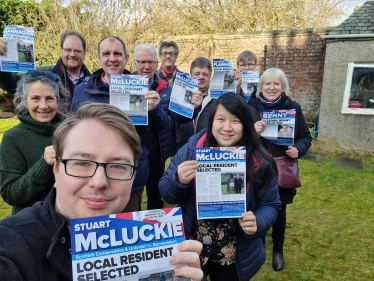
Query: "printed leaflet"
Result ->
[[209, 59, 236, 98], [195, 146, 246, 219]]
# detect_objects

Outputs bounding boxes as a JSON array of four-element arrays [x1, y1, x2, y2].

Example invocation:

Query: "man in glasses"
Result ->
[[236, 50, 258, 99], [156, 41, 179, 86], [0, 29, 90, 102], [133, 44, 203, 210], [0, 103, 205, 281]]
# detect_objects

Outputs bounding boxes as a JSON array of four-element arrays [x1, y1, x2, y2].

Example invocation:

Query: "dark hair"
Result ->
[[158, 41, 179, 57], [98, 36, 127, 55], [205, 92, 277, 201], [60, 29, 86, 52], [190, 57, 212, 76]]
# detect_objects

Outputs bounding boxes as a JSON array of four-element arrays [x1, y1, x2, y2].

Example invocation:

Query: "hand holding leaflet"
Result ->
[[0, 38, 6, 56], [191, 90, 203, 109], [177, 160, 199, 185], [145, 91, 160, 111], [254, 120, 267, 136], [239, 211, 257, 235], [171, 240, 204, 281]]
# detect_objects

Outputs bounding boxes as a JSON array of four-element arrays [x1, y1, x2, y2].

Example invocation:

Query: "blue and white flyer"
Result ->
[[169, 70, 199, 119], [261, 109, 296, 146], [110, 74, 149, 125], [209, 59, 236, 98], [71, 208, 188, 281], [240, 71, 260, 102], [0, 25, 35, 72], [195, 147, 246, 219]]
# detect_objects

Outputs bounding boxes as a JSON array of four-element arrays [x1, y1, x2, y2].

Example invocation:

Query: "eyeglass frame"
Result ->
[[27, 70, 59, 82], [135, 59, 158, 66], [160, 51, 176, 57], [238, 63, 256, 68], [62, 48, 84, 55], [57, 157, 137, 181]]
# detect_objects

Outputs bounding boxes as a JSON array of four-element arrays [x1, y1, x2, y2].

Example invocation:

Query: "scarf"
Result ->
[[259, 92, 283, 109], [160, 65, 177, 76]]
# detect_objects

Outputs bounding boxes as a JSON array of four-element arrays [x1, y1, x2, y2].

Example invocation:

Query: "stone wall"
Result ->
[[173, 27, 334, 120]]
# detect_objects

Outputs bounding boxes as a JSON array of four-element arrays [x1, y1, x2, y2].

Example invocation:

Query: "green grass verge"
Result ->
[[0, 120, 373, 279]]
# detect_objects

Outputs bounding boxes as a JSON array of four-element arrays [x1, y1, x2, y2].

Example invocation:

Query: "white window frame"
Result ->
[[341, 62, 374, 115]]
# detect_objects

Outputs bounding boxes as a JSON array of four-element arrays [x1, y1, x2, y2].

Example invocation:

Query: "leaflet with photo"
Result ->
[[239, 71, 260, 102], [169, 70, 199, 119], [110, 74, 149, 125], [195, 146, 246, 220], [71, 208, 189, 281], [209, 59, 236, 98], [0, 25, 35, 72], [261, 109, 296, 146]]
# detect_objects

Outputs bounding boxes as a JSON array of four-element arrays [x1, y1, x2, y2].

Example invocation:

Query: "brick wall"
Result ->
[[173, 27, 334, 121]]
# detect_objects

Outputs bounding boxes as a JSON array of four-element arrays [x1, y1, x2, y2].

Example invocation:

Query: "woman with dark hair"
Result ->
[[159, 92, 281, 281], [248, 68, 312, 272], [0, 70, 67, 214]]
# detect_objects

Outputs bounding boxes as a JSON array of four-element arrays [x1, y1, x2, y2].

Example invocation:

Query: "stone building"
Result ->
[[319, 1, 374, 152]]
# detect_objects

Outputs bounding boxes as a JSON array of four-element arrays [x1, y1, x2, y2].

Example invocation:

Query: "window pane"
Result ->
[[349, 67, 374, 109]]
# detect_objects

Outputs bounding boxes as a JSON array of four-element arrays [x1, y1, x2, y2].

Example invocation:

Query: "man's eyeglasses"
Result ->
[[62, 48, 84, 55], [27, 70, 59, 82], [135, 59, 157, 66], [57, 157, 137, 181], [239, 63, 256, 68], [161, 51, 176, 57]]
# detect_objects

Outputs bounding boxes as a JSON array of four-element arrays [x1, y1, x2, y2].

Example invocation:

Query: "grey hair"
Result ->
[[134, 44, 157, 61], [13, 75, 68, 116], [256, 68, 289, 97], [190, 57, 212, 76]]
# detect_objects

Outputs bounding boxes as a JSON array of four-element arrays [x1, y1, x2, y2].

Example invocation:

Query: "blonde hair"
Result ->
[[256, 68, 289, 97]]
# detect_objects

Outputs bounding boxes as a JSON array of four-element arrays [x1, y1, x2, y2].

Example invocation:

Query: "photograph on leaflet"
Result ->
[[223, 73, 235, 90], [139, 269, 190, 281], [183, 89, 193, 104], [129, 95, 147, 112], [221, 173, 245, 195]]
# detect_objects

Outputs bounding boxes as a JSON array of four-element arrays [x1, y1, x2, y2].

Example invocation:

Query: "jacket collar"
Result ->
[[85, 68, 131, 95], [248, 93, 291, 110]]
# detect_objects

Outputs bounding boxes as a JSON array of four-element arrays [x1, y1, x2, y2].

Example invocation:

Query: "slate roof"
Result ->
[[329, 1, 374, 35]]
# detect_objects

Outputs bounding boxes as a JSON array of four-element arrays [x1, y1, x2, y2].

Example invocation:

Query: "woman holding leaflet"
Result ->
[[159, 92, 281, 281]]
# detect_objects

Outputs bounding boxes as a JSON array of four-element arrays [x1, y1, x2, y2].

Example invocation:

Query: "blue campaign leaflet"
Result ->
[[261, 109, 296, 146], [71, 208, 186, 281], [0, 25, 35, 72], [169, 70, 199, 118], [109, 74, 149, 125], [195, 147, 246, 219], [209, 59, 236, 98], [239, 71, 260, 102]]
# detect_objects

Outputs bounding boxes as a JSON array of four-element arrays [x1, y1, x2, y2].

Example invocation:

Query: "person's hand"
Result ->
[[145, 91, 160, 111], [170, 240, 204, 281], [254, 120, 267, 136], [44, 145, 56, 165], [233, 68, 242, 91], [191, 90, 203, 109], [177, 160, 199, 185], [239, 211, 257, 235], [0, 38, 7, 56], [285, 146, 299, 158]]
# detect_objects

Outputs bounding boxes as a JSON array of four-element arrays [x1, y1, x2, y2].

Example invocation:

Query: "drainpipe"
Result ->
[[263, 44, 268, 72]]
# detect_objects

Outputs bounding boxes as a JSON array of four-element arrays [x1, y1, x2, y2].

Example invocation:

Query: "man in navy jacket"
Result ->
[[132, 44, 203, 210]]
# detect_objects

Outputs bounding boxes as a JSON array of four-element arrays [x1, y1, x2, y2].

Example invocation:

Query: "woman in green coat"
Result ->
[[0, 70, 67, 214]]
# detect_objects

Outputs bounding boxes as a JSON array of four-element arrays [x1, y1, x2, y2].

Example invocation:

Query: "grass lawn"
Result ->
[[0, 119, 373, 280]]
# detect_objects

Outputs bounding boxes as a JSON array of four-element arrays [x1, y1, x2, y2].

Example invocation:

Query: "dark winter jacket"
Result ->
[[169, 96, 217, 157], [159, 129, 281, 281], [70, 69, 169, 192], [0, 58, 90, 101], [0, 188, 73, 280], [130, 71, 202, 163], [0, 113, 62, 215], [248, 93, 312, 204]]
